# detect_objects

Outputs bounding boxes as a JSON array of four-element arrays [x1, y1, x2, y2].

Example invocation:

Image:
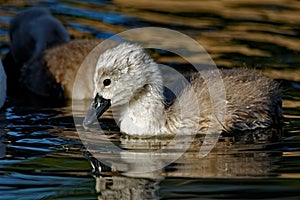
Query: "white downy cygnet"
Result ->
[[84, 43, 282, 136]]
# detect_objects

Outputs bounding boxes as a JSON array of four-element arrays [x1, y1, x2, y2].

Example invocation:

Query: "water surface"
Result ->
[[0, 0, 300, 199]]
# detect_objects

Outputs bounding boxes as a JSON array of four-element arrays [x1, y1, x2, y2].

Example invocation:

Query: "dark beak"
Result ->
[[83, 94, 111, 128]]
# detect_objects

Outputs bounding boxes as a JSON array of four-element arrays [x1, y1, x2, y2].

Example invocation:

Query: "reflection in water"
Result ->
[[95, 176, 160, 200], [83, 129, 281, 176], [82, 127, 282, 198]]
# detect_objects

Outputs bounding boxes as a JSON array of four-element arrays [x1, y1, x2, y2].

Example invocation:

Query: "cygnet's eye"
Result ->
[[103, 78, 111, 87]]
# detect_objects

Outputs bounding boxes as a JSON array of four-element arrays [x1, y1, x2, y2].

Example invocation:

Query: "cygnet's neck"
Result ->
[[116, 83, 166, 136]]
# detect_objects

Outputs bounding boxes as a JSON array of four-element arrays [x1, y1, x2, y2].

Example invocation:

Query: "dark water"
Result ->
[[0, 0, 300, 199]]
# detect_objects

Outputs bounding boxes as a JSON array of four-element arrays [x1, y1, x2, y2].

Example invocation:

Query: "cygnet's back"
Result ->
[[172, 68, 282, 134]]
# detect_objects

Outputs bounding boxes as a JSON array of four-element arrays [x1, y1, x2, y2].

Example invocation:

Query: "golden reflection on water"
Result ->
[[114, 1, 300, 62], [1, 0, 300, 74]]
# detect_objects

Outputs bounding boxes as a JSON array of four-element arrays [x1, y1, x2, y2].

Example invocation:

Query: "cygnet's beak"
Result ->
[[83, 94, 111, 128]]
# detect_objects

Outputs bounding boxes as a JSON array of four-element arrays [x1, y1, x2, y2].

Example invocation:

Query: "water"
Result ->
[[0, 0, 300, 199]]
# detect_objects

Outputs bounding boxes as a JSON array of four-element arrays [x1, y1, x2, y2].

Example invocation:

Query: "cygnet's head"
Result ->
[[93, 43, 162, 104], [84, 43, 163, 126]]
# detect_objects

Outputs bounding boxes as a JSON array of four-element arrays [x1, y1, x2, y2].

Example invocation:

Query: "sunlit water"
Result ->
[[0, 0, 300, 199]]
